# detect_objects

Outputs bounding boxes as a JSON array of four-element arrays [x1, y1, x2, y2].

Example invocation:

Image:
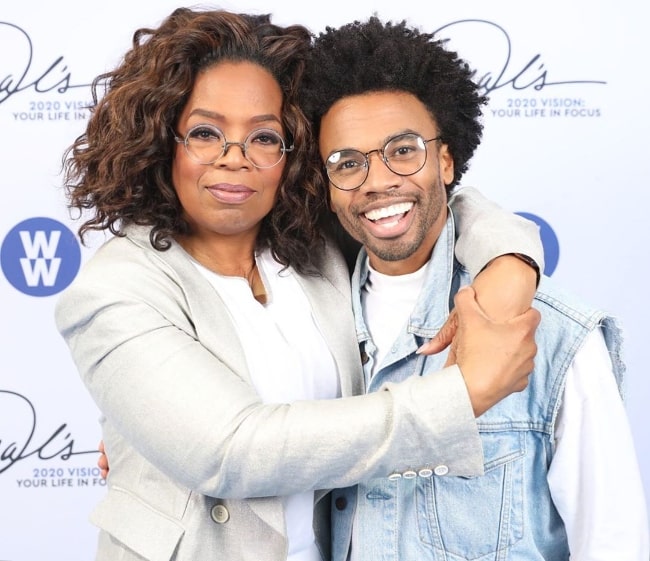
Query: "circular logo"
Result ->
[[516, 212, 560, 276], [1, 217, 81, 297]]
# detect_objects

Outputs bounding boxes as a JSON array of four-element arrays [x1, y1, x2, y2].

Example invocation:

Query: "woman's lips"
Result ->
[[206, 183, 256, 204]]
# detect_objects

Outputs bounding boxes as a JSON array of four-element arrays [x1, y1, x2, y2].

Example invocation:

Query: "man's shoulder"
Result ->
[[534, 276, 613, 330]]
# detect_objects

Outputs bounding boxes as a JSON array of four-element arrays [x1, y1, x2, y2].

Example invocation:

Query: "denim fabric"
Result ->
[[332, 212, 624, 561]]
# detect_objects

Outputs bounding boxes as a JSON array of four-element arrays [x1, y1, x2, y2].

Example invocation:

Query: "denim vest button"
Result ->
[[387, 472, 402, 481], [335, 496, 348, 510], [433, 464, 449, 476], [403, 470, 417, 479], [418, 468, 433, 478]]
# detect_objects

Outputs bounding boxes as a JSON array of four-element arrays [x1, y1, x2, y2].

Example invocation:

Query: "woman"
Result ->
[[55, 8, 542, 561]]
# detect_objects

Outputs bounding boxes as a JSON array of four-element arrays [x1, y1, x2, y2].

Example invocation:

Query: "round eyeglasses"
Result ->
[[325, 133, 441, 191], [174, 124, 293, 169]]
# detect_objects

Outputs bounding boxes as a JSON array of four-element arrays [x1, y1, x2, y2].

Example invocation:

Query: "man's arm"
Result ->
[[441, 286, 540, 416], [451, 186, 544, 283], [548, 329, 649, 560], [421, 187, 543, 354]]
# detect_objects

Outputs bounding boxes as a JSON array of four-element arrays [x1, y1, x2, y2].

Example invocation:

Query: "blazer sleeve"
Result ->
[[55, 238, 483, 500], [449, 186, 545, 280]]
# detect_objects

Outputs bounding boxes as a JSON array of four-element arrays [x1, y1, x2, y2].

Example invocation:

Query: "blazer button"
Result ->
[[210, 504, 230, 524], [335, 496, 347, 511]]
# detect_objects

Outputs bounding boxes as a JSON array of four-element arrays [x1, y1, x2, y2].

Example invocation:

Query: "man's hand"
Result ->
[[418, 253, 538, 355], [450, 286, 540, 417]]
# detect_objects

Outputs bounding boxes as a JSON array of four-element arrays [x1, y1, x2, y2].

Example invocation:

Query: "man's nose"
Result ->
[[361, 151, 402, 193]]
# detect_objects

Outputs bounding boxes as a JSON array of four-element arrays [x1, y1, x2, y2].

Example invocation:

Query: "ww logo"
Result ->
[[1, 217, 80, 297]]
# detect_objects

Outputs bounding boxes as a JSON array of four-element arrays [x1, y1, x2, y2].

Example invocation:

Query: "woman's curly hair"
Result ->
[[63, 8, 327, 274], [300, 16, 488, 198]]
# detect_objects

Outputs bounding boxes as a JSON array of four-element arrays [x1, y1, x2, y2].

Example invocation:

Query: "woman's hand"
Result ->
[[97, 440, 109, 479]]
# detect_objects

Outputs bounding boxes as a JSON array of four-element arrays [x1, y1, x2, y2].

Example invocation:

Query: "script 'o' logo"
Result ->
[[516, 212, 560, 276], [0, 217, 81, 297]]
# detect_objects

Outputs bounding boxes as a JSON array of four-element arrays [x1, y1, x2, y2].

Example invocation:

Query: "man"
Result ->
[[301, 17, 649, 561]]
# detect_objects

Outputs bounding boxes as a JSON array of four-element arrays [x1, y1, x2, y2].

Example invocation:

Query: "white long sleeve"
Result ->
[[548, 329, 649, 560]]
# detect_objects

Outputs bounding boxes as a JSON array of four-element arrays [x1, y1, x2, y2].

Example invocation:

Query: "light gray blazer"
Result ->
[[54, 188, 543, 561]]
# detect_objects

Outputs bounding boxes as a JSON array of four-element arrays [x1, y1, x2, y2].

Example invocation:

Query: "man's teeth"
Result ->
[[365, 202, 413, 221]]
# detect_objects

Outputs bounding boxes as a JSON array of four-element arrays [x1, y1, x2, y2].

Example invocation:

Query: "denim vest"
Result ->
[[331, 213, 624, 561]]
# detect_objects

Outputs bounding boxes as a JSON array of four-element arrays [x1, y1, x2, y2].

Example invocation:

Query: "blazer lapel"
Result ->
[[129, 226, 251, 383], [296, 270, 363, 399]]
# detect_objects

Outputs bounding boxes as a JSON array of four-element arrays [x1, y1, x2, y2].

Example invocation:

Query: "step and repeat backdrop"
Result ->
[[1, 1, 648, 559]]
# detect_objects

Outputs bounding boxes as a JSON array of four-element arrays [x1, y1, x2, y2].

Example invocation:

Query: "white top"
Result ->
[[194, 249, 339, 561], [549, 328, 649, 560], [362, 265, 649, 560], [361, 262, 426, 377]]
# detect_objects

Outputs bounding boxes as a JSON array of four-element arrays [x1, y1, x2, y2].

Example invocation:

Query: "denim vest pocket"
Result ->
[[417, 431, 525, 558]]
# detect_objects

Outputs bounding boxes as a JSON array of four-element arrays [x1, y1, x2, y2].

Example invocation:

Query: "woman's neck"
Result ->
[[175, 232, 257, 278], [176, 231, 268, 304]]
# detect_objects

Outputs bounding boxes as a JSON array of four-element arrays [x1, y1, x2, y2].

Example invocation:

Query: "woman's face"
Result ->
[[172, 61, 286, 243]]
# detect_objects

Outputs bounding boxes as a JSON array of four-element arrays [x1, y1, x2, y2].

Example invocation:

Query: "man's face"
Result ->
[[319, 91, 454, 275]]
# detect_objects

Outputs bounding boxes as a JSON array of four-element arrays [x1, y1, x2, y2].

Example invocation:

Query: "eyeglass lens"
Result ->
[[182, 124, 287, 168], [326, 133, 430, 190]]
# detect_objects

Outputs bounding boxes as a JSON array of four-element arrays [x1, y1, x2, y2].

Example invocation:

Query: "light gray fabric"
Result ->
[[451, 186, 545, 279], [55, 225, 482, 561]]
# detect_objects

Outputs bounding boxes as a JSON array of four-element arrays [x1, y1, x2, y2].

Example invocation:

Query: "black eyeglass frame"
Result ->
[[325, 133, 441, 191]]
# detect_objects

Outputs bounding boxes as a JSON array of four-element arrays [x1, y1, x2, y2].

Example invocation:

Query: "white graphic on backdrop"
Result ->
[[1, 217, 81, 296], [0, 22, 92, 103], [1, 18, 605, 122], [434, 19, 605, 119], [0, 390, 100, 483], [19, 230, 61, 287]]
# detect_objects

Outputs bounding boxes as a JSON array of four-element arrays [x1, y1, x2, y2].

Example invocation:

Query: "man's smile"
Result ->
[[363, 202, 414, 223]]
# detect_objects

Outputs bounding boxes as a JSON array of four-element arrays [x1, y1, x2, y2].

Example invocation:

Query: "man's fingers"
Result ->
[[416, 286, 478, 354], [452, 285, 490, 323], [417, 287, 482, 356], [418, 309, 458, 355], [443, 344, 457, 368], [450, 286, 541, 416], [509, 306, 541, 331]]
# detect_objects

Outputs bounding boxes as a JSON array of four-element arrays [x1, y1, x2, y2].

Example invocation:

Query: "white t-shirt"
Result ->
[[361, 261, 426, 377], [194, 249, 340, 561]]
